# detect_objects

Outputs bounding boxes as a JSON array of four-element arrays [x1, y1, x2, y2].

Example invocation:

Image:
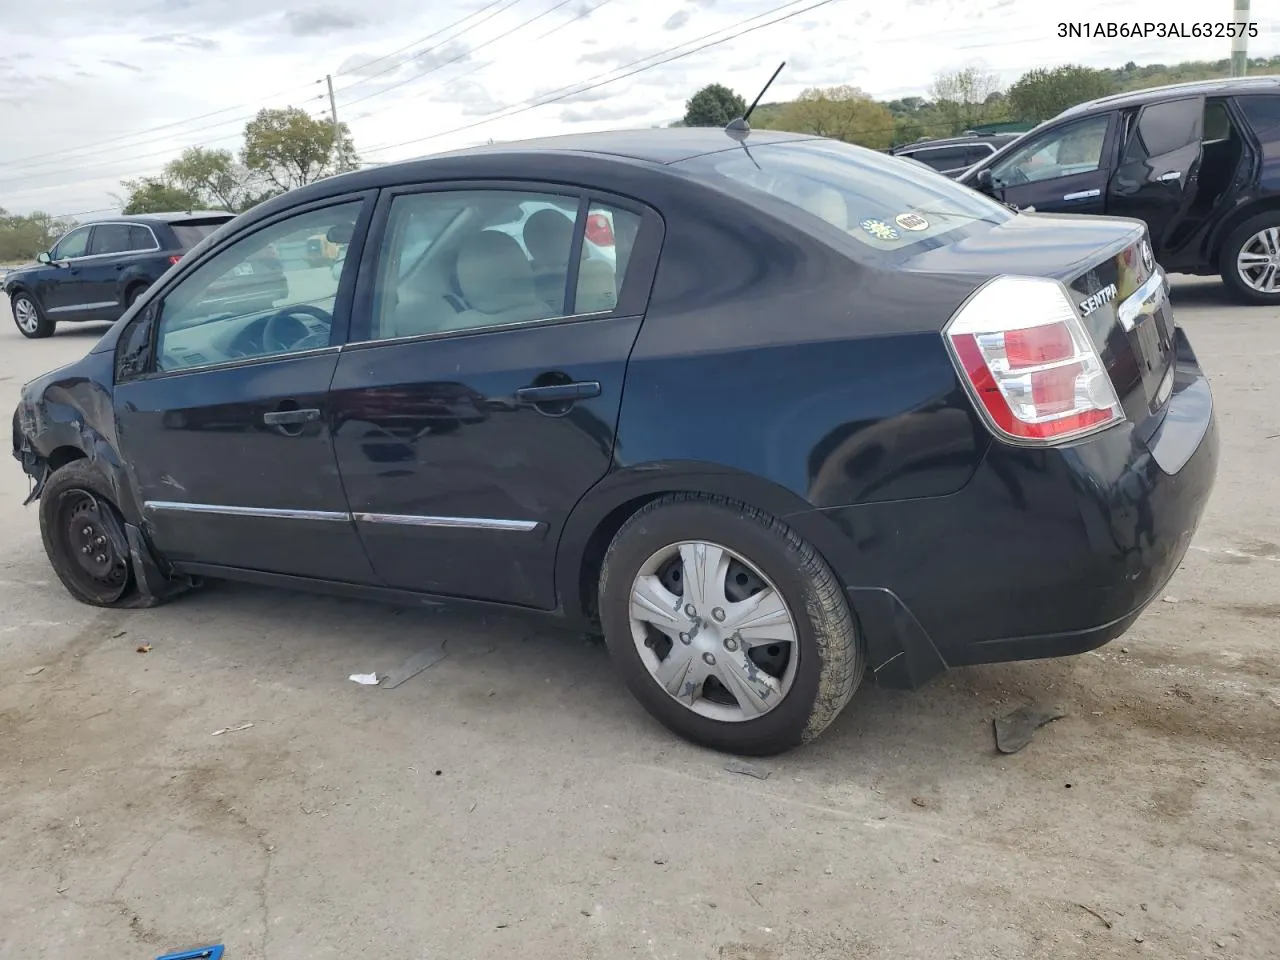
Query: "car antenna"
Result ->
[[725, 60, 785, 143]]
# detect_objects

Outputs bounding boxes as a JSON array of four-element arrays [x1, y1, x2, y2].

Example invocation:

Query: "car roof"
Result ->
[[893, 133, 1018, 152], [1057, 75, 1280, 120], [424, 126, 809, 165], [82, 210, 235, 225]]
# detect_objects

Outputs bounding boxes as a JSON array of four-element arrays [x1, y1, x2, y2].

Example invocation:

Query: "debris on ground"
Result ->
[[135, 643, 151, 654], [1163, 595, 1179, 603], [379, 639, 448, 690], [211, 722, 254, 736], [724, 760, 772, 780], [112, 630, 127, 639], [24, 665, 45, 676], [1076, 903, 1113, 928], [994, 704, 1068, 754], [348, 673, 379, 686]]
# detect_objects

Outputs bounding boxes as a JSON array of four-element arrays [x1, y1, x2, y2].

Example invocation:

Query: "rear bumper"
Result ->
[[815, 326, 1218, 689]]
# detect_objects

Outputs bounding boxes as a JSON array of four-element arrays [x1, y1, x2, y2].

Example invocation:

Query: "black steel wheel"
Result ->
[[39, 460, 137, 606]]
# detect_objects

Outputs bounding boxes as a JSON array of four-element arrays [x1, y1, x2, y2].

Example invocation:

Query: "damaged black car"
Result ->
[[12, 126, 1218, 756]]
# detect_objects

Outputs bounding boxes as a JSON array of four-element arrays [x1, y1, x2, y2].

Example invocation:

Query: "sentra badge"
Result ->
[[1079, 283, 1119, 316]]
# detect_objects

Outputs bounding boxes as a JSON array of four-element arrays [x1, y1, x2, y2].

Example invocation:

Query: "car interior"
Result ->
[[1175, 98, 1246, 235]]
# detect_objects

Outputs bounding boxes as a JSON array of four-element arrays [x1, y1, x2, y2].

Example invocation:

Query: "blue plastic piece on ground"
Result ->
[[155, 947, 224, 960]]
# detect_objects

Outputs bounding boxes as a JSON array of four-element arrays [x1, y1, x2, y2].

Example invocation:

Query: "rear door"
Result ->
[[987, 113, 1118, 215], [330, 181, 662, 608], [1106, 96, 1205, 253], [81, 223, 159, 316]]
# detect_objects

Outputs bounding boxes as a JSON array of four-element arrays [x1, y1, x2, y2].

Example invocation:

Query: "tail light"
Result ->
[[168, 255, 182, 265], [944, 275, 1124, 444], [584, 212, 614, 247]]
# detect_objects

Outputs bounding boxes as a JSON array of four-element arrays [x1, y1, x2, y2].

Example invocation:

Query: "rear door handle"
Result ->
[[1063, 189, 1102, 200], [263, 408, 321, 425], [513, 381, 601, 404]]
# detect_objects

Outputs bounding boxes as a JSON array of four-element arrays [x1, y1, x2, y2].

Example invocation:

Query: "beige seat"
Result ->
[[575, 257, 619, 314], [444, 229, 552, 331]]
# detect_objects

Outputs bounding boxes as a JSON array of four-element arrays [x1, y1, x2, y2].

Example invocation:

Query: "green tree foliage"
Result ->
[[0, 208, 76, 261], [118, 178, 204, 215], [929, 67, 1005, 136], [770, 85, 896, 149], [1008, 65, 1116, 124], [240, 106, 358, 194], [682, 83, 747, 128], [166, 146, 271, 212]]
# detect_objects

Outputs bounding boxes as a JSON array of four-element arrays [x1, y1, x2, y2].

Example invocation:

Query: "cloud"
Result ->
[[141, 33, 219, 51], [560, 102, 649, 123], [286, 7, 366, 37], [577, 45, 653, 66], [663, 10, 691, 30], [411, 41, 471, 70], [448, 79, 506, 117], [101, 59, 144, 72], [544, 85, 614, 105]]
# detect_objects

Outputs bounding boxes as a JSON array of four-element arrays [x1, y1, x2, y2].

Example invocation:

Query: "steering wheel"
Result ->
[[262, 304, 333, 354]]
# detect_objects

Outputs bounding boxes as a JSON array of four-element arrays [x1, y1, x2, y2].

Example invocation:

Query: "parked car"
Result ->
[[890, 133, 1023, 177], [11, 127, 1217, 756], [959, 76, 1280, 304], [3, 211, 239, 339]]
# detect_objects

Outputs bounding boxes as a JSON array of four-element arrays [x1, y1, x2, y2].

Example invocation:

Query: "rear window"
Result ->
[[677, 138, 1014, 255], [170, 219, 234, 250]]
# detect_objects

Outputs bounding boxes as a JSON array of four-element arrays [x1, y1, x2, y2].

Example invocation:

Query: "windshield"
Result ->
[[677, 137, 1014, 255]]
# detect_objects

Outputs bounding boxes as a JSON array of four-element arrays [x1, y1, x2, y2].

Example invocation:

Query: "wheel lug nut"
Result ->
[[712, 607, 726, 622], [82, 527, 92, 536], [94, 554, 106, 564], [684, 604, 696, 617], [724, 637, 739, 652], [678, 632, 691, 645], [702, 652, 715, 666], [95, 536, 106, 546], [82, 546, 92, 554]]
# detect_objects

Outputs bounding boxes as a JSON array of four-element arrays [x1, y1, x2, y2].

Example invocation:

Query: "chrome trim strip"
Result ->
[[1116, 269, 1167, 333], [352, 512, 540, 532], [1063, 189, 1102, 201], [47, 301, 118, 314], [144, 500, 351, 522]]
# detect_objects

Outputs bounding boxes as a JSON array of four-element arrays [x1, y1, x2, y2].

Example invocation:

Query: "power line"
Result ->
[[360, 0, 842, 158]]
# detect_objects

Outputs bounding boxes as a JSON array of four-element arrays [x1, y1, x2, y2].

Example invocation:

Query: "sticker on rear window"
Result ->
[[858, 218, 900, 241], [894, 212, 929, 231]]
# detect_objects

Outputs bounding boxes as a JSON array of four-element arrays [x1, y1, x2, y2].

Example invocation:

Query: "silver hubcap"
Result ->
[[13, 298, 39, 333], [1237, 227, 1280, 293], [628, 540, 799, 722]]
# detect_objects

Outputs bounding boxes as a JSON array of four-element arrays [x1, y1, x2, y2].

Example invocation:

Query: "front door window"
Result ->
[[991, 115, 1112, 187]]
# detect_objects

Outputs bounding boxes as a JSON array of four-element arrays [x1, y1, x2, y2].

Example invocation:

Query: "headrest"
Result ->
[[455, 230, 535, 315], [522, 208, 575, 264]]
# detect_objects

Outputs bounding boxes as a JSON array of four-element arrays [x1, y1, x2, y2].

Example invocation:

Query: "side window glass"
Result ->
[[366, 189, 583, 342], [1238, 94, 1280, 160], [127, 225, 156, 251], [991, 115, 1111, 186], [1125, 98, 1202, 161], [154, 201, 362, 373], [89, 224, 132, 257], [575, 203, 640, 315], [53, 227, 91, 260]]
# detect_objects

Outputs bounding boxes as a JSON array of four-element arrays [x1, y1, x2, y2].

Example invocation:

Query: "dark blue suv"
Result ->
[[4, 211, 236, 338]]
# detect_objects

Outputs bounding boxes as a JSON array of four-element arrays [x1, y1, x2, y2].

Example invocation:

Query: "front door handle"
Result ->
[[1063, 189, 1102, 200], [263, 408, 321, 426], [513, 381, 601, 404]]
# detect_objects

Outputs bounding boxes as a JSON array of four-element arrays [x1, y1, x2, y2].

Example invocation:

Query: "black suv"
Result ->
[[959, 76, 1280, 305], [4, 211, 237, 338], [890, 133, 1023, 177]]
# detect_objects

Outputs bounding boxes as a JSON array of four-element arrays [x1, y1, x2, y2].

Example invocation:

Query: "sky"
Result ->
[[0, 0, 1277, 218]]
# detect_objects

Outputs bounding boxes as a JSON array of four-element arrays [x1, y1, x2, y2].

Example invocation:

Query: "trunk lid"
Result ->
[[903, 212, 1177, 433]]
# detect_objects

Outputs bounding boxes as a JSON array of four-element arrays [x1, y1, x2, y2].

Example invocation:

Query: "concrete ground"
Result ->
[[0, 277, 1276, 960]]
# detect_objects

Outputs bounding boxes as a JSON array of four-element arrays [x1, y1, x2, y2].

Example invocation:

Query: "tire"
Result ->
[[1220, 213, 1280, 305], [11, 292, 54, 339], [39, 460, 139, 607], [598, 493, 864, 756], [124, 284, 146, 310]]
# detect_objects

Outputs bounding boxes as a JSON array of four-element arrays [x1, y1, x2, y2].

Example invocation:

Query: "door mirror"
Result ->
[[36, 252, 51, 265], [975, 168, 995, 193]]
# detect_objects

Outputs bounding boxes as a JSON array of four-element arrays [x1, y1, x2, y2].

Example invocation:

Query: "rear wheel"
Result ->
[[39, 460, 138, 607], [598, 493, 864, 756], [1221, 214, 1280, 305], [11, 292, 54, 339]]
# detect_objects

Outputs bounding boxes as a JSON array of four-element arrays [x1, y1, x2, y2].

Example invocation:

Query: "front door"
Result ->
[[112, 195, 379, 584], [1106, 96, 1205, 255], [330, 183, 660, 608], [39, 224, 96, 319], [986, 112, 1118, 216]]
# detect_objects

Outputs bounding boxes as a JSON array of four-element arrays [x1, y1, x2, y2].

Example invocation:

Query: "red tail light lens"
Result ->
[[584, 212, 614, 246], [168, 255, 182, 265], [944, 276, 1123, 444]]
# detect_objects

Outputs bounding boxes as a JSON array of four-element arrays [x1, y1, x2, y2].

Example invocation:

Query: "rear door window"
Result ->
[[1237, 94, 1280, 159], [679, 137, 1014, 256], [1124, 97, 1203, 161], [910, 147, 971, 171], [88, 224, 139, 256]]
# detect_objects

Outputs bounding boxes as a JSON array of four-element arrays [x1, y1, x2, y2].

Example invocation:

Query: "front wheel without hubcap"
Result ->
[[599, 494, 864, 756], [39, 460, 137, 606]]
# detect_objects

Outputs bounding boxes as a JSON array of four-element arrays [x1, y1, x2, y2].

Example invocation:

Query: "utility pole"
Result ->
[[1231, 0, 1251, 77], [325, 74, 343, 172]]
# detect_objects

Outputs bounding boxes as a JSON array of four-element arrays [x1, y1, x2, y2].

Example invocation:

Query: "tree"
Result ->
[[1008, 65, 1116, 124], [240, 106, 358, 194], [0, 208, 76, 261], [683, 83, 746, 128], [118, 177, 203, 215], [167, 146, 268, 212], [930, 67, 1004, 135], [773, 86, 895, 149]]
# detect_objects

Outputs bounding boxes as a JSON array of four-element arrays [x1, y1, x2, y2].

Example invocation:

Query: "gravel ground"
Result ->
[[0, 276, 1276, 960]]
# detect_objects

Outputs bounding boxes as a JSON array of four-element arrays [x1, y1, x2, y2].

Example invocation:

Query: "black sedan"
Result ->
[[10, 127, 1218, 756]]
